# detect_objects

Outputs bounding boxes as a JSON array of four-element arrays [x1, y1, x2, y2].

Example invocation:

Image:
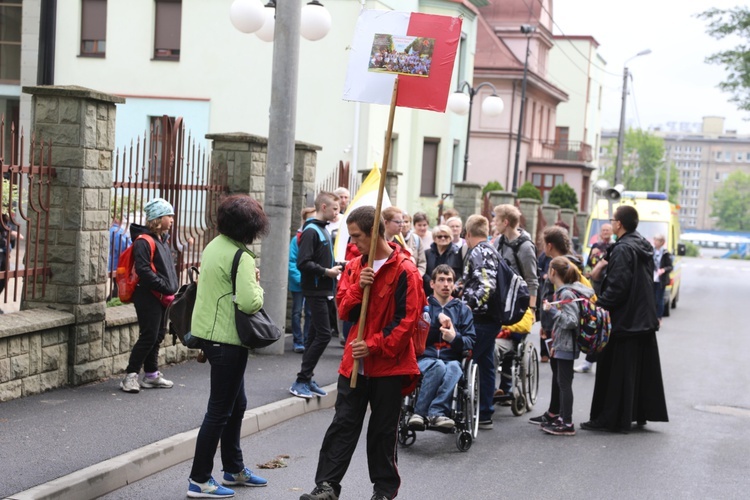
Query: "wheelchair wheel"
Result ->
[[511, 393, 526, 416], [456, 431, 472, 452], [398, 427, 416, 447], [522, 341, 539, 410], [467, 361, 480, 439]]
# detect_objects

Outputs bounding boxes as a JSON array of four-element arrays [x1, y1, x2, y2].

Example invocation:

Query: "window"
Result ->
[[451, 139, 460, 186], [154, 0, 182, 60], [675, 146, 681, 152], [724, 151, 731, 161], [0, 1, 22, 82], [420, 138, 439, 197], [746, 152, 750, 161], [81, 0, 107, 56], [715, 151, 722, 161], [696, 146, 702, 153], [715, 172, 720, 181], [685, 146, 691, 152], [532, 173, 564, 203]]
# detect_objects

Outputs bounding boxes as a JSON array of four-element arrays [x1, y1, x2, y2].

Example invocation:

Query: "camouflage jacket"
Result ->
[[459, 241, 499, 319]]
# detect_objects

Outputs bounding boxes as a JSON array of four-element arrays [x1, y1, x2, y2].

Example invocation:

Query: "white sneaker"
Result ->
[[408, 414, 426, 430], [140, 371, 174, 389], [574, 361, 593, 373], [120, 372, 141, 393], [431, 416, 455, 429]]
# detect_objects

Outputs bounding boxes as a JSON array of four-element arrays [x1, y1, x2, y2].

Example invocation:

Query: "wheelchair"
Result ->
[[493, 333, 539, 416], [397, 356, 479, 452]]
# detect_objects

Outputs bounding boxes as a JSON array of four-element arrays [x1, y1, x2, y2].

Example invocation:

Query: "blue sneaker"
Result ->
[[309, 380, 327, 397], [187, 477, 235, 498], [289, 380, 313, 399], [294, 344, 305, 353], [222, 467, 267, 487]]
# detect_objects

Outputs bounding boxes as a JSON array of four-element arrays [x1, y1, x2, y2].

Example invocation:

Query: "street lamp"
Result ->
[[511, 24, 536, 193], [230, 0, 331, 42], [614, 48, 652, 185], [230, 0, 331, 353], [447, 81, 504, 181]]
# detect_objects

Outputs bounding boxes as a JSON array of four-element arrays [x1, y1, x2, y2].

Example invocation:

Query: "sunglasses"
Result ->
[[435, 234, 451, 240]]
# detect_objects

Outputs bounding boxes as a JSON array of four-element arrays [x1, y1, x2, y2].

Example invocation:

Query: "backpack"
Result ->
[[562, 288, 611, 353], [167, 266, 200, 347], [484, 242, 530, 326], [497, 233, 536, 279], [115, 234, 156, 303]]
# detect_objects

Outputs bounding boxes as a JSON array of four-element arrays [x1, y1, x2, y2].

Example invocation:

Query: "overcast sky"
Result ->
[[553, 0, 750, 134]]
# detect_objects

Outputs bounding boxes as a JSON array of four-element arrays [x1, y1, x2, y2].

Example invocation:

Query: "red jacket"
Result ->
[[337, 243, 421, 393]]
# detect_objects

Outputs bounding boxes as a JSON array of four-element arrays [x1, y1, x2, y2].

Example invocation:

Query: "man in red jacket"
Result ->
[[301, 206, 422, 500]]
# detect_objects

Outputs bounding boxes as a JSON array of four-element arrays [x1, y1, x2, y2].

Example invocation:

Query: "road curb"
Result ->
[[7, 384, 338, 500]]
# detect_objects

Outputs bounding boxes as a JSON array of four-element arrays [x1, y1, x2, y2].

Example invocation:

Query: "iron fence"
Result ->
[[0, 117, 54, 308], [109, 116, 227, 297]]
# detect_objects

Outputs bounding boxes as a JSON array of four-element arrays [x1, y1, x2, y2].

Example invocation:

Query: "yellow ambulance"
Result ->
[[582, 191, 686, 316]]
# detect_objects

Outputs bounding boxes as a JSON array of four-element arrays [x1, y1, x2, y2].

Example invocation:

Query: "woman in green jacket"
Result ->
[[187, 194, 270, 498]]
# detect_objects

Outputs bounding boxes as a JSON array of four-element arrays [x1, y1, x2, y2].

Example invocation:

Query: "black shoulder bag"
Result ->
[[231, 248, 282, 349]]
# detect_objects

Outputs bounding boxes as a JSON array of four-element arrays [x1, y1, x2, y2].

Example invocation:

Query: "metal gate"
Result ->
[[110, 116, 227, 289]]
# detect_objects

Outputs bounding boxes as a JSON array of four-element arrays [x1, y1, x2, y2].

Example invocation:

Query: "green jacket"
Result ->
[[191, 234, 264, 346]]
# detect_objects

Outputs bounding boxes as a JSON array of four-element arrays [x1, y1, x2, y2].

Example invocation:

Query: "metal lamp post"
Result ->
[[230, 0, 331, 352], [447, 82, 504, 181], [511, 24, 535, 193], [614, 49, 652, 185]]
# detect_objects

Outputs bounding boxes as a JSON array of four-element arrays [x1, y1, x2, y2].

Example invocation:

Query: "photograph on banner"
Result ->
[[343, 10, 461, 112], [368, 34, 435, 77]]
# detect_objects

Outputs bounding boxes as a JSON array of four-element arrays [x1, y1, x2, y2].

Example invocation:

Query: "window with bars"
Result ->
[[154, 0, 181, 60], [0, 1, 22, 82], [531, 173, 564, 203], [81, 0, 107, 56]]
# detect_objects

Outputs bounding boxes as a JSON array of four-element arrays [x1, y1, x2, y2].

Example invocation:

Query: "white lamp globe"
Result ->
[[447, 91, 470, 115], [229, 0, 265, 34], [255, 4, 275, 42], [300, 1, 332, 41], [481, 95, 504, 117]]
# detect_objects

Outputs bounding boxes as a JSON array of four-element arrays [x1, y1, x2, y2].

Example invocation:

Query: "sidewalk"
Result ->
[[1, 335, 344, 500]]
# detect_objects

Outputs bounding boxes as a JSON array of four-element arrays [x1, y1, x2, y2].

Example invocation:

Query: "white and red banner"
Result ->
[[343, 10, 462, 112]]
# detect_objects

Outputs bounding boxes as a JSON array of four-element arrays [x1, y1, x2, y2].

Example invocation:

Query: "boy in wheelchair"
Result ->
[[408, 265, 476, 430]]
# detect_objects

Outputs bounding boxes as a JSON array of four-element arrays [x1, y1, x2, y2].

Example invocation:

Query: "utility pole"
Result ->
[[615, 66, 628, 186], [259, 1, 301, 354]]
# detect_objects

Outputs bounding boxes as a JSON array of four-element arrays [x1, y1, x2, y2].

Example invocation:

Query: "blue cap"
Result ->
[[143, 198, 174, 221]]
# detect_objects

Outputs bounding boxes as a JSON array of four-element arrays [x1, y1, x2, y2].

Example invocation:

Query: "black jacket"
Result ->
[[129, 223, 179, 296], [423, 242, 464, 297], [597, 231, 658, 335], [297, 218, 336, 296], [656, 249, 673, 288]]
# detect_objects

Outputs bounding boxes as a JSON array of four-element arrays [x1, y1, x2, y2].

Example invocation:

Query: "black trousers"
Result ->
[[315, 374, 403, 499], [297, 296, 335, 382], [126, 286, 167, 374], [554, 358, 574, 424]]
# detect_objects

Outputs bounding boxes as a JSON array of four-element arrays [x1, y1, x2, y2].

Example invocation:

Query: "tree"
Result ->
[[600, 129, 677, 200], [712, 170, 750, 230], [548, 183, 578, 210], [699, 7, 750, 113], [517, 182, 542, 201], [482, 180, 504, 196]]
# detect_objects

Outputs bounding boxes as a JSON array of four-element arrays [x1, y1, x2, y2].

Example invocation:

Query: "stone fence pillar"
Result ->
[[207, 133, 319, 355], [559, 209, 576, 238], [452, 182, 483, 220], [385, 171, 402, 203], [488, 190, 516, 208], [576, 212, 589, 238], [541, 204, 560, 228], [22, 85, 124, 385], [518, 199, 541, 242]]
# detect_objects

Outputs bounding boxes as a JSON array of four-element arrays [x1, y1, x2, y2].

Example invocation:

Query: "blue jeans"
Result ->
[[190, 342, 249, 483], [653, 282, 666, 319], [474, 322, 501, 421], [414, 357, 462, 418], [291, 291, 311, 346]]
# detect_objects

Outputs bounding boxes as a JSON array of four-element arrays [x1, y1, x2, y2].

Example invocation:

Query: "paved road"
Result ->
[[103, 256, 750, 499]]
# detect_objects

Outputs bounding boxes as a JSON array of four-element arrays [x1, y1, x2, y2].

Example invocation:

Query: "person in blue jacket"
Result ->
[[289, 207, 316, 353], [408, 264, 475, 430]]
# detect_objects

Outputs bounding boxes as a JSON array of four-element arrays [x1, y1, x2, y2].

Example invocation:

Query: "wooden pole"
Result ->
[[350, 79, 399, 388]]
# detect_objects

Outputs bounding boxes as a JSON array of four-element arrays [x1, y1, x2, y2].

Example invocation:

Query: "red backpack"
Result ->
[[116, 234, 156, 303]]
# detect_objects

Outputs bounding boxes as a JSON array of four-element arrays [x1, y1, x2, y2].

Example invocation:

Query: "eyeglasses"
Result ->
[[388, 220, 404, 225], [609, 218, 619, 223], [435, 234, 451, 240]]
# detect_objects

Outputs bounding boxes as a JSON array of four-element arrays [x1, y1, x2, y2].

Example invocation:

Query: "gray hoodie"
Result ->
[[549, 281, 595, 360]]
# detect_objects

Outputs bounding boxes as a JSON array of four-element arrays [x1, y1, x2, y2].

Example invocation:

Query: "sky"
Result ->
[[553, 0, 750, 134]]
